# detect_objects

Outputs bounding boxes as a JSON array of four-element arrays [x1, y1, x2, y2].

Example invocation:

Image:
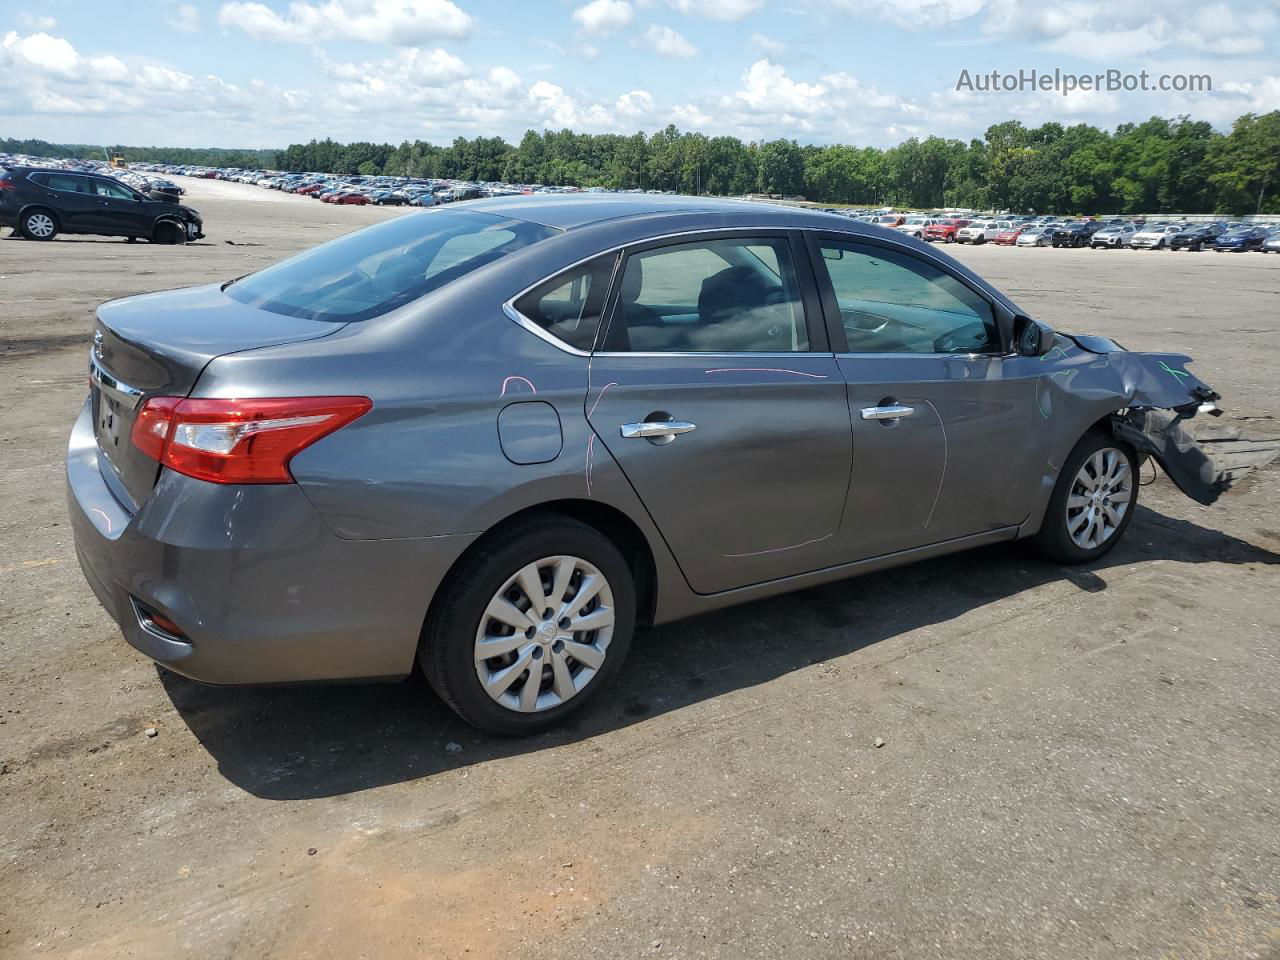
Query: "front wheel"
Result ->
[[1033, 432, 1138, 564], [420, 515, 636, 735]]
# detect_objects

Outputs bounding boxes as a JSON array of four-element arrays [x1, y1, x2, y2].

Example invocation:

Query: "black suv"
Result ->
[[1050, 221, 1102, 248], [1168, 223, 1225, 251], [0, 167, 203, 243]]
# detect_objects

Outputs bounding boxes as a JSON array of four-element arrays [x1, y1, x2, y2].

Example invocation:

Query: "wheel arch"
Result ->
[[424, 499, 660, 634], [151, 216, 186, 242], [1021, 407, 1138, 539], [19, 204, 61, 228]]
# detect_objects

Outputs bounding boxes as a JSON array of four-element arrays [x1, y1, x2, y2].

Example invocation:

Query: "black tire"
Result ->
[[420, 514, 636, 736], [152, 221, 184, 245], [1033, 430, 1138, 564], [19, 208, 58, 241]]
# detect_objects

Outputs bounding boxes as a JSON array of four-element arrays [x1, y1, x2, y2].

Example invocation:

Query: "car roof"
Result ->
[[460, 192, 838, 231]]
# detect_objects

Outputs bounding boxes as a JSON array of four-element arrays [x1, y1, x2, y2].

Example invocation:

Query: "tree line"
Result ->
[[7, 110, 1278, 214], [0, 138, 278, 171], [274, 113, 1279, 215]]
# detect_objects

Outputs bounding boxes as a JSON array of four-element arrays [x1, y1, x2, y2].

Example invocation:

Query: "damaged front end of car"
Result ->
[[1060, 334, 1280, 506]]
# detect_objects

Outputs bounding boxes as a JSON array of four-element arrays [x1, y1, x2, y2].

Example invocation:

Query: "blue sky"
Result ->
[[2, 0, 1278, 149]]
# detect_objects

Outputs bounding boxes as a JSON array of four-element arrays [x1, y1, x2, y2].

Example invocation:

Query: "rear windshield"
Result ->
[[225, 209, 557, 322]]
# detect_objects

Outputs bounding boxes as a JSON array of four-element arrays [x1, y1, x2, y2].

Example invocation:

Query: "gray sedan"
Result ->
[[69, 195, 1243, 734]]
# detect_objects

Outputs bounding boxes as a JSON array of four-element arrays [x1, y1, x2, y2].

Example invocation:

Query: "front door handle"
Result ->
[[620, 420, 697, 443], [860, 404, 915, 421]]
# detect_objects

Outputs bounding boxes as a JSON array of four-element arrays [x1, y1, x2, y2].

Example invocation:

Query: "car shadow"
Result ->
[[160, 504, 1279, 801]]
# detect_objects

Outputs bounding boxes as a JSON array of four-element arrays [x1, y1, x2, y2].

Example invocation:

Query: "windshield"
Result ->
[[226, 209, 556, 322]]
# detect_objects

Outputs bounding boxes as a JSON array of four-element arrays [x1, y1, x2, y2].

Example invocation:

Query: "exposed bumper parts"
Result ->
[[1112, 391, 1280, 505]]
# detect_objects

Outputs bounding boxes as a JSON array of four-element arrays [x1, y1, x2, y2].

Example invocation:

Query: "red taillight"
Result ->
[[130, 396, 372, 484], [0, 179, 16, 191]]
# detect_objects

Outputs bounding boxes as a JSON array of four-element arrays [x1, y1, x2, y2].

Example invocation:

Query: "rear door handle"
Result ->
[[620, 420, 697, 442], [860, 404, 915, 421]]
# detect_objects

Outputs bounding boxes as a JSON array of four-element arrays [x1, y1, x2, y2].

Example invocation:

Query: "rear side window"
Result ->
[[512, 254, 617, 353], [226, 210, 557, 322], [44, 174, 94, 194]]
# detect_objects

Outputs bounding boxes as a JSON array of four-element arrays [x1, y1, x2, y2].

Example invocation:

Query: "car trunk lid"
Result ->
[[90, 283, 346, 509]]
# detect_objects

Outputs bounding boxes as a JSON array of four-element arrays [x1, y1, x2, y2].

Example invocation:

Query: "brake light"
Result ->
[[130, 396, 372, 484], [0, 179, 15, 190]]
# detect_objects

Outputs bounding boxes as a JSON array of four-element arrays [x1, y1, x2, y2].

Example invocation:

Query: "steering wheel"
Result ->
[[934, 321, 992, 354]]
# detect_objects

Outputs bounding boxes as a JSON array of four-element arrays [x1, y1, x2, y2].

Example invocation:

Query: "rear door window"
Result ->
[[601, 236, 808, 353], [44, 174, 94, 194]]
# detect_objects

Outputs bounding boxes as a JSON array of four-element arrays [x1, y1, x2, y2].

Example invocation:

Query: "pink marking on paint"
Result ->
[[703, 367, 828, 379], [90, 507, 113, 534], [500, 375, 537, 397], [585, 433, 596, 496], [587, 381, 618, 418]]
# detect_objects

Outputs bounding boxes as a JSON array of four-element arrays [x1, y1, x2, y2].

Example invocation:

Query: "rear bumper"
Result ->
[[67, 399, 477, 684]]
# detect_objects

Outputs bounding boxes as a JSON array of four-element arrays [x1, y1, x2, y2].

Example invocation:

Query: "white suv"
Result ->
[[956, 220, 1005, 244]]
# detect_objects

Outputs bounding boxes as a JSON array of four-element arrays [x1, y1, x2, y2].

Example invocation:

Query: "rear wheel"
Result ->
[[420, 516, 636, 735], [1034, 432, 1138, 564], [20, 209, 57, 241]]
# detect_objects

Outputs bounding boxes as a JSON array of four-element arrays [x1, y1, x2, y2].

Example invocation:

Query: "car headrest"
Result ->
[[698, 266, 770, 325], [620, 258, 644, 304]]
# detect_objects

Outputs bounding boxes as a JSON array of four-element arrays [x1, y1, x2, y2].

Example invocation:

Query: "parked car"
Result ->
[[1262, 230, 1280, 254], [1212, 226, 1268, 252], [68, 196, 1247, 734], [0, 166, 203, 243], [1168, 223, 1225, 251], [956, 220, 1003, 244], [992, 225, 1025, 246], [896, 216, 938, 239], [1050, 222, 1102, 248], [1130, 224, 1184, 250], [1089, 224, 1136, 249], [922, 218, 971, 242], [1015, 226, 1052, 247]]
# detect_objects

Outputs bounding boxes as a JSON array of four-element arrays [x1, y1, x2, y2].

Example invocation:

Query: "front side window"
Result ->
[[817, 240, 999, 355], [226, 209, 557, 322], [512, 254, 616, 353], [94, 180, 136, 200], [603, 236, 808, 353]]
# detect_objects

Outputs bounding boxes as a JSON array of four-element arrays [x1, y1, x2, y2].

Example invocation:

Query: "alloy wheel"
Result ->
[[474, 555, 615, 713], [1065, 447, 1132, 550]]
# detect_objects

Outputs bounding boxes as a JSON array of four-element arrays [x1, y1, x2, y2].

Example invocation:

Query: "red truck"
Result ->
[[922, 218, 971, 242]]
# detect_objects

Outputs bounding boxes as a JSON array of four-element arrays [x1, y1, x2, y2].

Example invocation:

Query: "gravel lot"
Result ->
[[2, 177, 1278, 959]]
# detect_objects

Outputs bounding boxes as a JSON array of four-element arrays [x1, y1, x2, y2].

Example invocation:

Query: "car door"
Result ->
[[586, 231, 854, 594], [32, 173, 101, 233], [90, 179, 149, 236], [806, 232, 1041, 561]]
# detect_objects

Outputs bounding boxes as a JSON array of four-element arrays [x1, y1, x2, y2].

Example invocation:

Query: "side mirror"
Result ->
[[1013, 315, 1055, 357]]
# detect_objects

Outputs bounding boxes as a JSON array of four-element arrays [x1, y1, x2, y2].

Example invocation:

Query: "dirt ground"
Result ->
[[2, 178, 1278, 960]]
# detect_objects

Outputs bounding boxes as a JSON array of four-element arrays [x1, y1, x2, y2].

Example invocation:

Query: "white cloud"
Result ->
[[637, 24, 697, 57], [663, 0, 766, 20], [16, 11, 57, 30], [571, 0, 635, 33], [615, 89, 656, 116], [165, 4, 201, 33], [217, 0, 472, 45], [749, 32, 785, 54]]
